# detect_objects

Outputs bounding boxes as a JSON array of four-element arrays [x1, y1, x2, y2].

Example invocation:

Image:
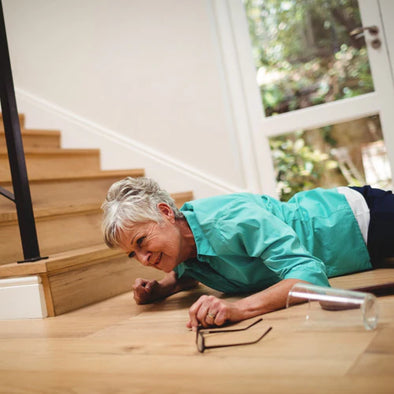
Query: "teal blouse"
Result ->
[[174, 188, 372, 294]]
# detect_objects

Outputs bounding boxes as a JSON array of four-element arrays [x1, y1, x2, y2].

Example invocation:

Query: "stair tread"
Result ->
[[0, 147, 100, 155], [0, 202, 101, 223], [0, 244, 124, 277], [0, 129, 61, 136], [0, 113, 194, 315], [0, 168, 145, 184]]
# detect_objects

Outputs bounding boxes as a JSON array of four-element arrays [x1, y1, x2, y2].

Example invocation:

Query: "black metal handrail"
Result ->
[[0, 0, 44, 263]]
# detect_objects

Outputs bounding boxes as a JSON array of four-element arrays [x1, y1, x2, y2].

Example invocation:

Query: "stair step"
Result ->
[[0, 169, 146, 210], [0, 113, 194, 317], [0, 244, 161, 316], [0, 203, 104, 265], [0, 129, 61, 150], [0, 148, 101, 180], [0, 113, 25, 130], [0, 188, 192, 221], [171, 191, 193, 208], [0, 191, 193, 265], [0, 202, 101, 223], [0, 168, 146, 184]]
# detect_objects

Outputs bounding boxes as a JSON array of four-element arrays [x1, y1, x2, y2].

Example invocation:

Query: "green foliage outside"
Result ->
[[270, 132, 338, 201], [243, 0, 374, 200]]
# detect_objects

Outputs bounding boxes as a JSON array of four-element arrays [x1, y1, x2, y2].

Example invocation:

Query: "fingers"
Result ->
[[132, 278, 148, 290], [214, 308, 227, 326], [188, 295, 229, 330], [187, 297, 202, 330], [132, 278, 159, 304]]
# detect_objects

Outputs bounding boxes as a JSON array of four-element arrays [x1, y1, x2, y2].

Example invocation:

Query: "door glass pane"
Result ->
[[269, 115, 392, 200], [243, 0, 374, 117]]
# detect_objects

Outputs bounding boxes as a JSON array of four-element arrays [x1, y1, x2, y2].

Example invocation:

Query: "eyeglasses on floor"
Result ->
[[195, 317, 272, 353]]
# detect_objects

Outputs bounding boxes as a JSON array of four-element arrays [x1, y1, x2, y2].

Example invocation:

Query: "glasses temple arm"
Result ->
[[203, 326, 273, 351]]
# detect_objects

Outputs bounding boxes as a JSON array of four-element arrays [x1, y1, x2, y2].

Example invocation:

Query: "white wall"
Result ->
[[2, 0, 273, 198]]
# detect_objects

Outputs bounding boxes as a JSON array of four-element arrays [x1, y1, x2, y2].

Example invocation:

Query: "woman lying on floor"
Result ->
[[101, 177, 394, 330]]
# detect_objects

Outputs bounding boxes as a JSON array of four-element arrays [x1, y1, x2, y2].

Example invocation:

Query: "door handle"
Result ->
[[350, 25, 381, 49], [350, 25, 379, 38]]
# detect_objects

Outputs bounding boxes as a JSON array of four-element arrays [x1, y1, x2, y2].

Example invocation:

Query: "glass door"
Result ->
[[243, 0, 394, 199]]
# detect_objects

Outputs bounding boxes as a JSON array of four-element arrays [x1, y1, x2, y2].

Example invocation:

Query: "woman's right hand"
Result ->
[[132, 278, 161, 304]]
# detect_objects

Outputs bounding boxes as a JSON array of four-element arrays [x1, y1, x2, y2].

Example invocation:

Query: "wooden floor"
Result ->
[[0, 269, 393, 394]]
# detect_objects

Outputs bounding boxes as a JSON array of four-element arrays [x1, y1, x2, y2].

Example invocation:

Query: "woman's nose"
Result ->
[[135, 249, 151, 266]]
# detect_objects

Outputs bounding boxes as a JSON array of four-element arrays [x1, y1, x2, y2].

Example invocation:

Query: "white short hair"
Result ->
[[101, 177, 183, 248]]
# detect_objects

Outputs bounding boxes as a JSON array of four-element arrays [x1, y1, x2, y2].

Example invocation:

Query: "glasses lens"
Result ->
[[197, 333, 205, 353]]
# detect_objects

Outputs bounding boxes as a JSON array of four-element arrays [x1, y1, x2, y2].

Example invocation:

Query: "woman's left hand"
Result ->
[[186, 295, 241, 330], [186, 279, 307, 330]]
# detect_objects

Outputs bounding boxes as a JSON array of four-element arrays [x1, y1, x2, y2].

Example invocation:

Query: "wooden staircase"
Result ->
[[0, 114, 193, 316]]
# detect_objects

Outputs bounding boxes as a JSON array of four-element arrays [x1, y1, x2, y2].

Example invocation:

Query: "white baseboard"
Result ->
[[0, 276, 48, 320]]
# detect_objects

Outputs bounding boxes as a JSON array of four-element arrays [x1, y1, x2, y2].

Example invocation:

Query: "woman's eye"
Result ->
[[128, 237, 145, 258]]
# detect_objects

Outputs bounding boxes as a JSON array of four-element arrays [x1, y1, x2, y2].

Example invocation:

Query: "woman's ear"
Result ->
[[157, 203, 175, 223]]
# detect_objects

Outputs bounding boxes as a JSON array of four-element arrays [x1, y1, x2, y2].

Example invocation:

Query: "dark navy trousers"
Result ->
[[350, 186, 394, 267]]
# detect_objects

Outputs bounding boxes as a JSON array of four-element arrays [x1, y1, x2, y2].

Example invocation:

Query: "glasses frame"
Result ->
[[195, 317, 272, 353]]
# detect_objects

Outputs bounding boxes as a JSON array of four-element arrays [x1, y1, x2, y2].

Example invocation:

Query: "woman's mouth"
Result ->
[[153, 253, 162, 267]]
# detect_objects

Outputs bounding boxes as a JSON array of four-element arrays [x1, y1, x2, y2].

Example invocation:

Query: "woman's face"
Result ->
[[118, 204, 185, 273]]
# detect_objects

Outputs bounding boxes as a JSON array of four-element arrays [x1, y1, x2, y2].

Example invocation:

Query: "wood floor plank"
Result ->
[[0, 270, 393, 393]]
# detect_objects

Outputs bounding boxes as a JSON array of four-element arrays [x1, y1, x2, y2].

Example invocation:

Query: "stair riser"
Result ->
[[0, 211, 105, 265], [45, 255, 161, 316], [0, 177, 130, 210], [0, 132, 60, 150], [0, 152, 101, 180], [0, 113, 193, 317]]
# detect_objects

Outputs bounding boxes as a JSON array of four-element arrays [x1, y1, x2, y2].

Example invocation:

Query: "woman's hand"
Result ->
[[186, 295, 242, 330], [132, 272, 199, 305], [132, 278, 162, 304], [186, 279, 309, 330]]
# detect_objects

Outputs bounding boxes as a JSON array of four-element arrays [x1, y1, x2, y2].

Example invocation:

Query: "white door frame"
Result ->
[[211, 0, 394, 196], [358, 0, 394, 178], [209, 0, 277, 196]]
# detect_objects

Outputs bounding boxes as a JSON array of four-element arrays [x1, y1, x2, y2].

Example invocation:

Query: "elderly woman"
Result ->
[[102, 177, 394, 329]]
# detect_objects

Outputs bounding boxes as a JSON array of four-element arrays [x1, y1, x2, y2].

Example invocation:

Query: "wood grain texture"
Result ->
[[0, 149, 101, 180], [48, 254, 161, 315], [0, 244, 162, 316], [0, 269, 392, 393], [0, 190, 193, 266], [0, 128, 61, 149], [40, 273, 56, 317], [0, 206, 104, 265], [0, 112, 194, 318]]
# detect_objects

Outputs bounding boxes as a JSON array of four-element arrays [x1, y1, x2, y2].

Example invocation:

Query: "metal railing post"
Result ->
[[0, 0, 43, 263]]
